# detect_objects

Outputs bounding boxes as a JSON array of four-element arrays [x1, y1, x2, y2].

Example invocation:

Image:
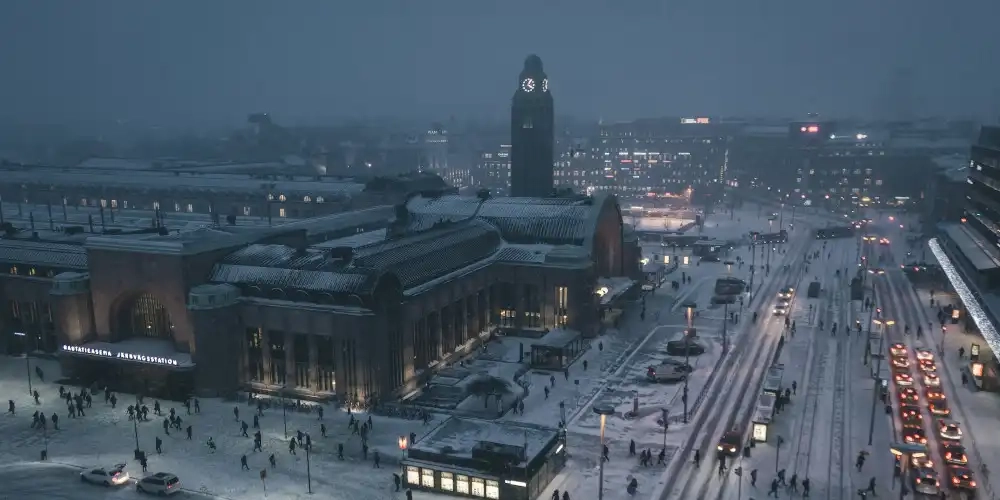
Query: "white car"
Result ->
[[80, 464, 129, 486], [136, 472, 181, 496], [778, 287, 795, 299], [938, 420, 963, 440], [773, 300, 790, 315], [916, 349, 934, 361], [923, 373, 941, 387]]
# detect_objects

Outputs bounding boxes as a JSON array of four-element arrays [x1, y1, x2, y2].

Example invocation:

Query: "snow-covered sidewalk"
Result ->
[[0, 356, 456, 499]]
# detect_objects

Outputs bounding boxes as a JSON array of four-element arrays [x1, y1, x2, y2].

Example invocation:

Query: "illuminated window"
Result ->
[[279, 208, 287, 218], [111, 200, 118, 208], [100, 199, 107, 208], [875, 179, 883, 186], [80, 198, 87, 206], [555, 286, 569, 327], [174, 203, 181, 212], [421, 468, 435, 488], [303, 196, 311, 203], [28, 268, 36, 276], [267, 194, 274, 201], [440, 472, 454, 491], [243, 206, 251, 216], [471, 477, 486, 497], [455, 475, 470, 494], [186, 204, 193, 213], [152, 201, 160, 210], [485, 480, 500, 499], [8, 266, 17, 275], [523, 118, 533, 129], [316, 196, 324, 203], [406, 466, 419, 485], [500, 309, 516, 328], [278, 194, 287, 202]]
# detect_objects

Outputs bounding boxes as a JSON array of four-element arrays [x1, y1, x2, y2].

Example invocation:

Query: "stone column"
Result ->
[[188, 284, 243, 397], [458, 299, 468, 345], [433, 310, 444, 360], [284, 333, 296, 387], [514, 283, 525, 330], [260, 329, 272, 385], [308, 334, 319, 391]]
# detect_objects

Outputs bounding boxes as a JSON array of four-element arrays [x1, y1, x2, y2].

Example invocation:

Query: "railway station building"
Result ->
[[1, 192, 638, 402]]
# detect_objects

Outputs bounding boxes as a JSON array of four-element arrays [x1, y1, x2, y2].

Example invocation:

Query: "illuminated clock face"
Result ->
[[521, 78, 536, 92], [541, 78, 549, 92]]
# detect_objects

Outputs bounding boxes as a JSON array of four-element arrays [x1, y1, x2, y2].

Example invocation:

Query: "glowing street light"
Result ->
[[594, 404, 616, 500]]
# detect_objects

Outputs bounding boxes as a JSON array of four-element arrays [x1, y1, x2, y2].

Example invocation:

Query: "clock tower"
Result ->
[[510, 54, 554, 198]]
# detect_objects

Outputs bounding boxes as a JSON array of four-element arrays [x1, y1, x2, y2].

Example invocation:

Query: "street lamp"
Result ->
[[682, 301, 697, 423], [660, 408, 669, 452], [593, 403, 616, 500], [280, 386, 288, 439], [133, 394, 141, 459], [869, 317, 894, 445], [306, 436, 312, 494], [13, 332, 33, 395], [722, 261, 736, 352]]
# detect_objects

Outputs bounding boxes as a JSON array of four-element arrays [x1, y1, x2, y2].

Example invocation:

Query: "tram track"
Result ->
[[660, 231, 813, 500]]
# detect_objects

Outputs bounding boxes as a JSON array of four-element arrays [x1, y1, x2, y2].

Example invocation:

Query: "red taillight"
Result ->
[[946, 452, 952, 459]]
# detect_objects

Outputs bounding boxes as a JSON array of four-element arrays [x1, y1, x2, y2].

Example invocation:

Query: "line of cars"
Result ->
[[80, 464, 181, 496], [889, 343, 977, 495], [773, 286, 794, 315]]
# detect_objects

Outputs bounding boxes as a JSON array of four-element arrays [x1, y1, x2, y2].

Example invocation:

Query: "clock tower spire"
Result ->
[[510, 54, 554, 198]]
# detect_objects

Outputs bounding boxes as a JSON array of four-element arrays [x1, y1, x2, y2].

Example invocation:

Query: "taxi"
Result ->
[[894, 372, 913, 387], [903, 425, 928, 445], [889, 343, 908, 357], [912, 467, 940, 495], [925, 388, 946, 402], [941, 443, 968, 466], [923, 373, 941, 387], [929, 400, 951, 416], [916, 349, 934, 361], [898, 387, 919, 403], [892, 357, 911, 369], [947, 466, 977, 491], [937, 419, 963, 440], [918, 360, 937, 373], [899, 405, 922, 424]]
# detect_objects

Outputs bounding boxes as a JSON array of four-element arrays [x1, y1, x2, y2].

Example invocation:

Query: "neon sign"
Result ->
[[62, 345, 180, 366]]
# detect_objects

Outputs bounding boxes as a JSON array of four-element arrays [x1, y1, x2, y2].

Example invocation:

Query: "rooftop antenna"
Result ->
[[47, 199, 54, 231], [29, 212, 35, 231], [62, 196, 68, 222], [88, 214, 94, 233]]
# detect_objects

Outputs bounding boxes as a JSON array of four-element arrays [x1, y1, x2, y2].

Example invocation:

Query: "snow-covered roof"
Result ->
[[312, 228, 388, 249], [0, 165, 365, 197], [86, 227, 273, 256], [76, 157, 158, 170], [411, 417, 557, 464], [278, 205, 394, 241], [940, 223, 1000, 271], [532, 328, 582, 349], [405, 194, 607, 245], [0, 239, 88, 269]]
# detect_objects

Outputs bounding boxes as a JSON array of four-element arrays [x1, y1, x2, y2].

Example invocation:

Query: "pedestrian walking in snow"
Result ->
[[194, 399, 200, 413], [693, 449, 700, 465], [233, 406, 239, 421], [268, 453, 275, 468], [583, 360, 589, 370], [802, 478, 810, 497], [962, 372, 969, 386], [162, 418, 169, 435], [318, 406, 324, 420], [337, 443, 344, 460], [373, 451, 380, 468], [787, 474, 798, 492], [750, 469, 757, 487], [768, 478, 779, 497], [184, 399, 191, 415], [777, 469, 786, 486], [866, 476, 876, 493], [856, 451, 867, 470], [544, 387, 550, 399], [629, 439, 636, 455], [792, 381, 797, 394], [154, 400, 161, 415], [551, 490, 560, 500], [241, 455, 250, 470], [51, 413, 58, 430], [657, 448, 666, 465], [393, 473, 401, 491], [289, 438, 297, 455], [241, 421, 249, 437], [562, 491, 570, 500], [155, 436, 162, 454], [253, 437, 262, 452], [603, 444, 609, 462], [33, 390, 40, 405], [405, 489, 413, 500], [110, 394, 117, 408]]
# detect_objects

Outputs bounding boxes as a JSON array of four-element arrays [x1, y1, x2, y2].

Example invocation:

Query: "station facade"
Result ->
[[0, 193, 638, 403]]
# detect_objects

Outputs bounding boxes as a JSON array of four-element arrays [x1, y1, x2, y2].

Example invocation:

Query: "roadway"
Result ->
[[0, 462, 217, 500], [658, 223, 822, 499]]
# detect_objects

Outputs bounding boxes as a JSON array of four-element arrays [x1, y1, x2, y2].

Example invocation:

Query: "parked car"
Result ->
[[136, 472, 181, 496], [665, 340, 705, 356]]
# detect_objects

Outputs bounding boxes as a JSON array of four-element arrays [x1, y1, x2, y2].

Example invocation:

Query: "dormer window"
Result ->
[[267, 194, 274, 201], [8, 266, 17, 275], [28, 268, 36, 276], [316, 196, 324, 203], [303, 196, 312, 203], [278, 194, 287, 202]]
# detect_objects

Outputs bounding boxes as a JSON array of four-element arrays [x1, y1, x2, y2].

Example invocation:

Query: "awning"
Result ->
[[929, 238, 1000, 358], [61, 338, 195, 369]]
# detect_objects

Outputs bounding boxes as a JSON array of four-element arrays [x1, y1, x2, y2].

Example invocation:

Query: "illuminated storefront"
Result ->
[[59, 339, 195, 398], [402, 417, 564, 500]]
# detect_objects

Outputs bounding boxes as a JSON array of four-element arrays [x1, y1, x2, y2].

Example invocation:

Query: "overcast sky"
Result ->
[[1, 0, 998, 127]]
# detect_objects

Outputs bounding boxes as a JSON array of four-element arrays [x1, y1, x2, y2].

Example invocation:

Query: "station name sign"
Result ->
[[62, 345, 180, 366]]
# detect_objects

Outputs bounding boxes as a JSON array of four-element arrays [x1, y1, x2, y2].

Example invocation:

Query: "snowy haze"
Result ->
[[1, 0, 999, 128]]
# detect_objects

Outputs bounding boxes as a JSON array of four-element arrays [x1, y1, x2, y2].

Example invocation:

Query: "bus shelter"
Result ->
[[530, 329, 584, 370]]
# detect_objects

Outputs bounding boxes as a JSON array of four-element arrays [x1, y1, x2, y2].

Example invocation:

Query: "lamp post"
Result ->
[[306, 437, 312, 494], [749, 240, 756, 304], [869, 317, 894, 446], [13, 331, 32, 395], [682, 301, 697, 423], [280, 386, 288, 439], [660, 408, 669, 451], [723, 261, 735, 352], [594, 403, 616, 500], [133, 394, 141, 458]]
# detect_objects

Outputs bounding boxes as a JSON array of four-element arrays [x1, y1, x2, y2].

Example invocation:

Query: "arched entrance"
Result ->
[[114, 292, 174, 339]]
